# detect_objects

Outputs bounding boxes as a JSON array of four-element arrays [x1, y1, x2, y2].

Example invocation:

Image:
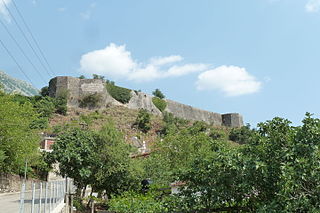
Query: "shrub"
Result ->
[[152, 97, 167, 112], [79, 93, 102, 108], [106, 83, 132, 104], [40, 86, 49, 97], [152, 89, 165, 99], [229, 124, 254, 144], [134, 109, 151, 133], [30, 117, 49, 129], [54, 89, 68, 115], [108, 191, 165, 213], [93, 74, 104, 80], [34, 96, 56, 118]]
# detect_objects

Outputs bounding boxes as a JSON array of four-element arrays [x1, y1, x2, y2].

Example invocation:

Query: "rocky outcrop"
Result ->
[[48, 76, 244, 127], [126, 91, 162, 115]]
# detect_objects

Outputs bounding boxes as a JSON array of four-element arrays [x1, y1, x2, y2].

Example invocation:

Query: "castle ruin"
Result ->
[[48, 76, 243, 128]]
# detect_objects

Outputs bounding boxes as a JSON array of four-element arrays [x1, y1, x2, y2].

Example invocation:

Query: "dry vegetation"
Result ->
[[47, 105, 237, 149]]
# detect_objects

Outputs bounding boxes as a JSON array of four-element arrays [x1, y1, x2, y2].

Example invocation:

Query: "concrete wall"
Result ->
[[48, 76, 244, 127]]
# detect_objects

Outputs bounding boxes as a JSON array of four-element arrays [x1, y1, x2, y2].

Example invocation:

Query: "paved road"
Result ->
[[0, 192, 21, 213]]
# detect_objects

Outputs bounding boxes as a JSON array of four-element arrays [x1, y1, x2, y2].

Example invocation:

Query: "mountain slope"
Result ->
[[0, 71, 39, 96]]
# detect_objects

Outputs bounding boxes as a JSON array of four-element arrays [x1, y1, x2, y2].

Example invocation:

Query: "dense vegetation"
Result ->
[[0, 86, 67, 177], [106, 81, 132, 104], [49, 122, 141, 198], [106, 114, 320, 212]]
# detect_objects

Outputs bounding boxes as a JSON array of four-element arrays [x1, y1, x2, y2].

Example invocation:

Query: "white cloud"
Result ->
[[150, 55, 183, 66], [306, 0, 320, 13], [80, 43, 134, 79], [80, 43, 208, 82], [196, 65, 261, 96], [0, 0, 11, 22], [81, 2, 96, 20]]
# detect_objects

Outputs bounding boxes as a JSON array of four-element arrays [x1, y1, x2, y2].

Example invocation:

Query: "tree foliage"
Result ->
[[229, 124, 255, 144], [50, 122, 140, 197], [0, 93, 40, 174], [133, 109, 151, 133], [168, 114, 320, 212], [152, 89, 165, 99], [109, 190, 165, 213], [93, 74, 105, 80]]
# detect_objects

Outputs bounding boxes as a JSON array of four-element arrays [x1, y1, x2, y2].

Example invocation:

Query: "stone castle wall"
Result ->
[[48, 76, 243, 127]]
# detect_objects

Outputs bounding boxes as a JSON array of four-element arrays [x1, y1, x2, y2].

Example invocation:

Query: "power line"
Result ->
[[0, 38, 35, 86], [2, 0, 53, 78], [0, 18, 47, 84], [11, 0, 56, 76]]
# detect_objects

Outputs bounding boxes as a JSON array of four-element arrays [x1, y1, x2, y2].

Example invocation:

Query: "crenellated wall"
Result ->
[[48, 76, 244, 127]]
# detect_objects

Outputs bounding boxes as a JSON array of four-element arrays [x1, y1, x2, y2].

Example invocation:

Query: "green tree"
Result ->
[[92, 122, 140, 197], [229, 124, 255, 144], [50, 128, 98, 195], [40, 86, 49, 97], [93, 74, 105, 80], [50, 122, 139, 198], [168, 114, 320, 212], [0, 94, 40, 174], [133, 109, 151, 133], [152, 89, 165, 99], [145, 123, 226, 185]]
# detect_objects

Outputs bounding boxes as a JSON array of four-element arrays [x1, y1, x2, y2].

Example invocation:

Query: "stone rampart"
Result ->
[[48, 76, 244, 127], [165, 100, 222, 126]]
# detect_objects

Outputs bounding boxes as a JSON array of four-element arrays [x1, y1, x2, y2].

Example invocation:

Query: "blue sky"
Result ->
[[1, 0, 320, 126]]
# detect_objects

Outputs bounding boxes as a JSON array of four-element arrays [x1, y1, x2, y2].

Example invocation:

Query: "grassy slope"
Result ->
[[48, 106, 238, 149]]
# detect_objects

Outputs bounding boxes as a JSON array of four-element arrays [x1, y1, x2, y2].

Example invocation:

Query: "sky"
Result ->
[[0, 0, 320, 127]]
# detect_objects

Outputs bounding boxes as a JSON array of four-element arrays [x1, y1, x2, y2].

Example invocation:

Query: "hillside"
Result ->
[[46, 105, 238, 153], [0, 71, 39, 96]]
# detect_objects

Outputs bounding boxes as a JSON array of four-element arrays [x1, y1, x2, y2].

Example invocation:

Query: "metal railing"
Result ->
[[19, 179, 73, 213]]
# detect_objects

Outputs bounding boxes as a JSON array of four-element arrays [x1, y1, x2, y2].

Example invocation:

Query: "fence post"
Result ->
[[19, 182, 26, 213], [44, 182, 48, 213], [49, 182, 53, 213], [38, 182, 42, 213], [31, 182, 36, 213]]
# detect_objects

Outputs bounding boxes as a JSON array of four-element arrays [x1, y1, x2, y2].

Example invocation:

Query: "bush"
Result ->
[[79, 93, 102, 108], [152, 97, 167, 112], [229, 124, 254, 144], [93, 74, 104, 80], [108, 191, 165, 213], [106, 83, 132, 104], [40, 86, 49, 97], [134, 109, 151, 133], [54, 89, 68, 115], [30, 117, 49, 129], [152, 89, 165, 99]]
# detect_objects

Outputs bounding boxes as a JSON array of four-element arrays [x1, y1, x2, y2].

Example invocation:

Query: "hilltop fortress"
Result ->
[[48, 76, 243, 128]]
